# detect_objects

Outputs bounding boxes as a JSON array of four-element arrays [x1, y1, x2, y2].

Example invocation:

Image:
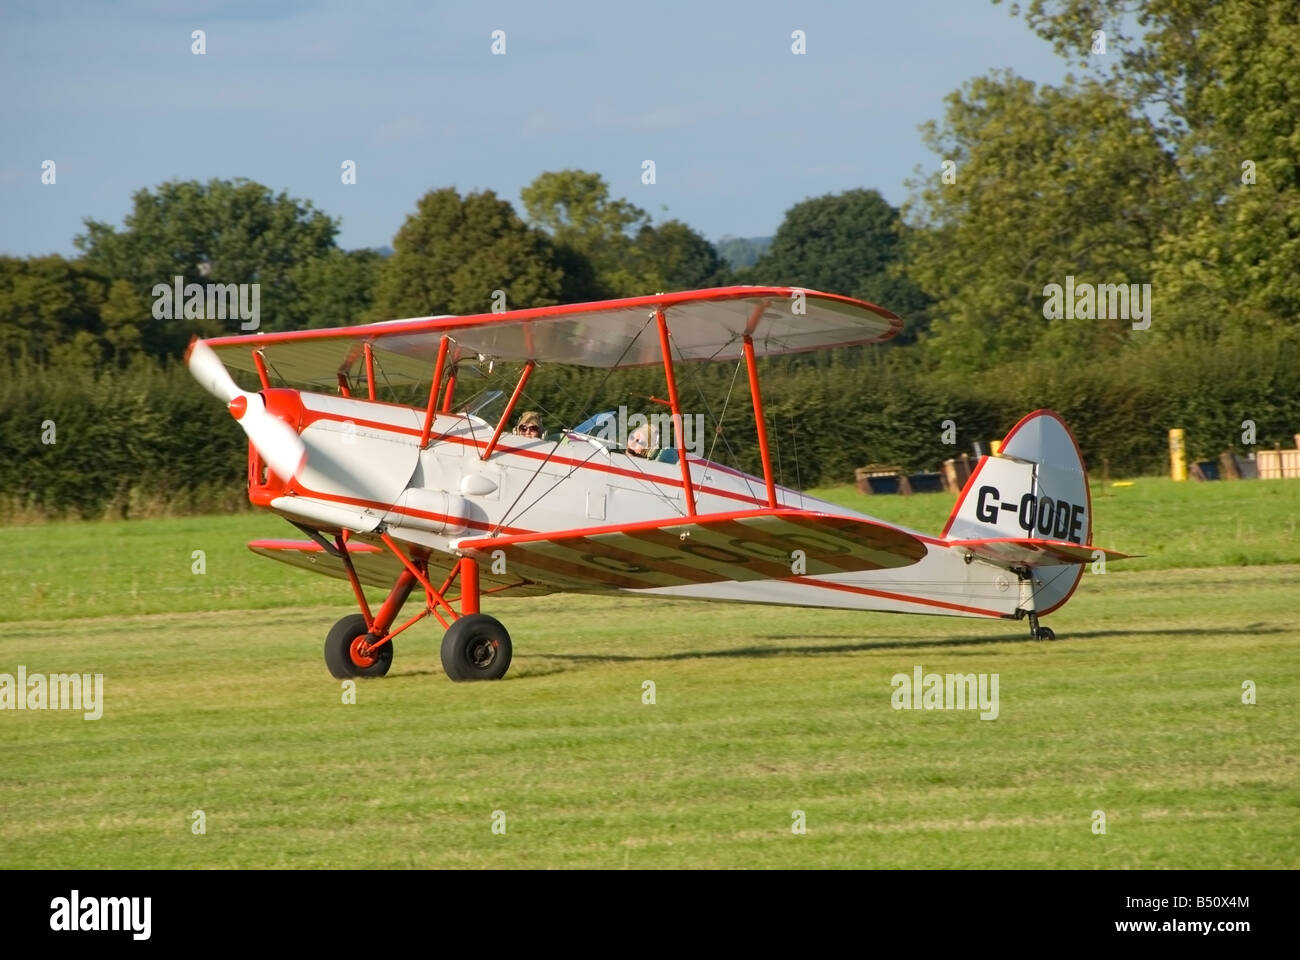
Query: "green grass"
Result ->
[[0, 479, 1297, 867]]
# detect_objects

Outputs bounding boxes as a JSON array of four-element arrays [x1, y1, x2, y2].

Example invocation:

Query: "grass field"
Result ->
[[1, 478, 1297, 867]]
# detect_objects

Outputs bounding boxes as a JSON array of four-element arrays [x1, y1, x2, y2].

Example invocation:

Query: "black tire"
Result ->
[[1038, 626, 1057, 642], [440, 614, 512, 681], [324, 614, 393, 678]]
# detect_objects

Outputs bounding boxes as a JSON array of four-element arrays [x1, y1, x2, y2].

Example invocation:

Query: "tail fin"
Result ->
[[941, 410, 1133, 618], [941, 405, 1092, 546], [940, 410, 1104, 615], [941, 409, 1092, 548]]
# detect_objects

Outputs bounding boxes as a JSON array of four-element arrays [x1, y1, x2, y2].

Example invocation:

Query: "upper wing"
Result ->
[[453, 509, 927, 592], [203, 286, 901, 389]]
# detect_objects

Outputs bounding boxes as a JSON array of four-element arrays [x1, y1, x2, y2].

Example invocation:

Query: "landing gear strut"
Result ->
[[322, 543, 515, 681], [1015, 566, 1057, 641], [1027, 609, 1056, 642]]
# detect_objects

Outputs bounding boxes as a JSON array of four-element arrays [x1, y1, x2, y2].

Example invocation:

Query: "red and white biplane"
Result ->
[[187, 286, 1128, 681]]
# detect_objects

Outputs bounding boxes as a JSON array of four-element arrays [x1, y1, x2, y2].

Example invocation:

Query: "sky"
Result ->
[[1, 0, 1074, 257]]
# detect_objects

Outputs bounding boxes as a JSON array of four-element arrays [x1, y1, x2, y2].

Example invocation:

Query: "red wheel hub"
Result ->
[[349, 635, 377, 667]]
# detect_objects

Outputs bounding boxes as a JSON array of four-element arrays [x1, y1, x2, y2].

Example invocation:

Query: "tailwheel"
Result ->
[[324, 613, 394, 678], [440, 613, 512, 682], [1027, 609, 1057, 642]]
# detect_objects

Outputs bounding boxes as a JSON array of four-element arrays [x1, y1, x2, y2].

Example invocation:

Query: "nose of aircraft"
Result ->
[[186, 338, 307, 482]]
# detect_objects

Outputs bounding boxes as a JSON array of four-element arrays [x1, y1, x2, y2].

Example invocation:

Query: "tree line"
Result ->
[[3, 0, 1297, 520]]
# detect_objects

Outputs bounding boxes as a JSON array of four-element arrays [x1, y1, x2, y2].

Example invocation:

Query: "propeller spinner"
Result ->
[[187, 339, 306, 482]]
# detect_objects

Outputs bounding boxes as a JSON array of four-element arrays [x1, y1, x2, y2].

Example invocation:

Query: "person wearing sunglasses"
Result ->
[[514, 410, 544, 438]]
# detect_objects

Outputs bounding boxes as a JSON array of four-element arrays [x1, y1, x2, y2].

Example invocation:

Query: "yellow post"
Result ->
[[1169, 428, 1187, 481]]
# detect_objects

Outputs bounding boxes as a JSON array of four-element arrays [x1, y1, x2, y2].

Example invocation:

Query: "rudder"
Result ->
[[941, 409, 1093, 615]]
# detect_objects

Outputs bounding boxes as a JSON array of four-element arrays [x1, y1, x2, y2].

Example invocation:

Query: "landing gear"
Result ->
[[324, 613, 394, 678], [1016, 565, 1058, 641], [441, 614, 513, 681], [323, 544, 511, 682], [1027, 609, 1056, 642]]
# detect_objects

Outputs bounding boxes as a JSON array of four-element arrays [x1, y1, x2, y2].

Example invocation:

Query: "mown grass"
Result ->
[[0, 480, 1296, 867]]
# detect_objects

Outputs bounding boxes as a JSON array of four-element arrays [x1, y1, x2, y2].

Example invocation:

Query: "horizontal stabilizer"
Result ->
[[454, 509, 927, 592], [947, 538, 1134, 568]]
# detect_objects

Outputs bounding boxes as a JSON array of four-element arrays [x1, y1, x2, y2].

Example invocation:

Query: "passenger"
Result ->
[[627, 424, 652, 458], [515, 410, 543, 438]]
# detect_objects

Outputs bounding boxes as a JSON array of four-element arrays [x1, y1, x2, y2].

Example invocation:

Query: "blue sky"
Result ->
[[1, 0, 1072, 257]]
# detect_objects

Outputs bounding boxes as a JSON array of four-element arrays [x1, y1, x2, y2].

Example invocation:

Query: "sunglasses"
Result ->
[[519, 424, 540, 434]]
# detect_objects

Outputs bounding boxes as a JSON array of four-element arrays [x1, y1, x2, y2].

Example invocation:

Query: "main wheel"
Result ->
[[1037, 626, 1057, 642], [440, 614, 512, 681], [324, 613, 394, 678]]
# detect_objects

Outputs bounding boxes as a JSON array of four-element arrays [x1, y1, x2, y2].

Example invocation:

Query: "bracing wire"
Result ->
[[705, 359, 743, 467], [493, 317, 653, 534], [678, 350, 762, 504]]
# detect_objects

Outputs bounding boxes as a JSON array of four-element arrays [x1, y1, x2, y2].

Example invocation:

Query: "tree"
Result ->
[[631, 220, 730, 292], [903, 71, 1179, 366], [521, 170, 651, 298], [76, 178, 339, 354], [0, 256, 106, 366], [99, 279, 147, 361], [999, 0, 1300, 333], [715, 236, 772, 270], [292, 249, 381, 328], [1146, 2, 1300, 332], [520, 170, 731, 299], [1003, 0, 1232, 135], [369, 188, 565, 320], [751, 189, 931, 340]]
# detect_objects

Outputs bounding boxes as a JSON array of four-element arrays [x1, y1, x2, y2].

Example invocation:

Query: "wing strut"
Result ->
[[363, 343, 377, 400], [420, 335, 452, 448], [252, 349, 271, 389], [483, 360, 536, 460], [656, 308, 697, 516], [743, 334, 777, 507]]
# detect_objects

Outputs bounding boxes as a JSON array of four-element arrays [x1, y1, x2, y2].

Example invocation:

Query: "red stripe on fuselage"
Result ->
[[785, 575, 1006, 618]]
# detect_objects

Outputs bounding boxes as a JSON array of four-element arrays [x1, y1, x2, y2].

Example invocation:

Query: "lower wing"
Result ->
[[453, 509, 927, 592]]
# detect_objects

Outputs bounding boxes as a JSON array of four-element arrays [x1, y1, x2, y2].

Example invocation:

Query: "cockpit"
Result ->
[[443, 388, 679, 464], [568, 411, 679, 464]]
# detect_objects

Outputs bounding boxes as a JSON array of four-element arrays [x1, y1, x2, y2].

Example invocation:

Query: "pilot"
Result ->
[[515, 410, 544, 438], [626, 424, 653, 458]]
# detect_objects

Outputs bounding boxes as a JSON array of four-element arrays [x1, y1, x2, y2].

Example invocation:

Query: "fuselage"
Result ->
[[252, 389, 1040, 621]]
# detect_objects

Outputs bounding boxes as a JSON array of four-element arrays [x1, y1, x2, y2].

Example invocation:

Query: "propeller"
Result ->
[[187, 339, 306, 482]]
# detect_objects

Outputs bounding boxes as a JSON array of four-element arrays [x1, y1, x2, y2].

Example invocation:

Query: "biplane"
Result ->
[[187, 286, 1129, 682]]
